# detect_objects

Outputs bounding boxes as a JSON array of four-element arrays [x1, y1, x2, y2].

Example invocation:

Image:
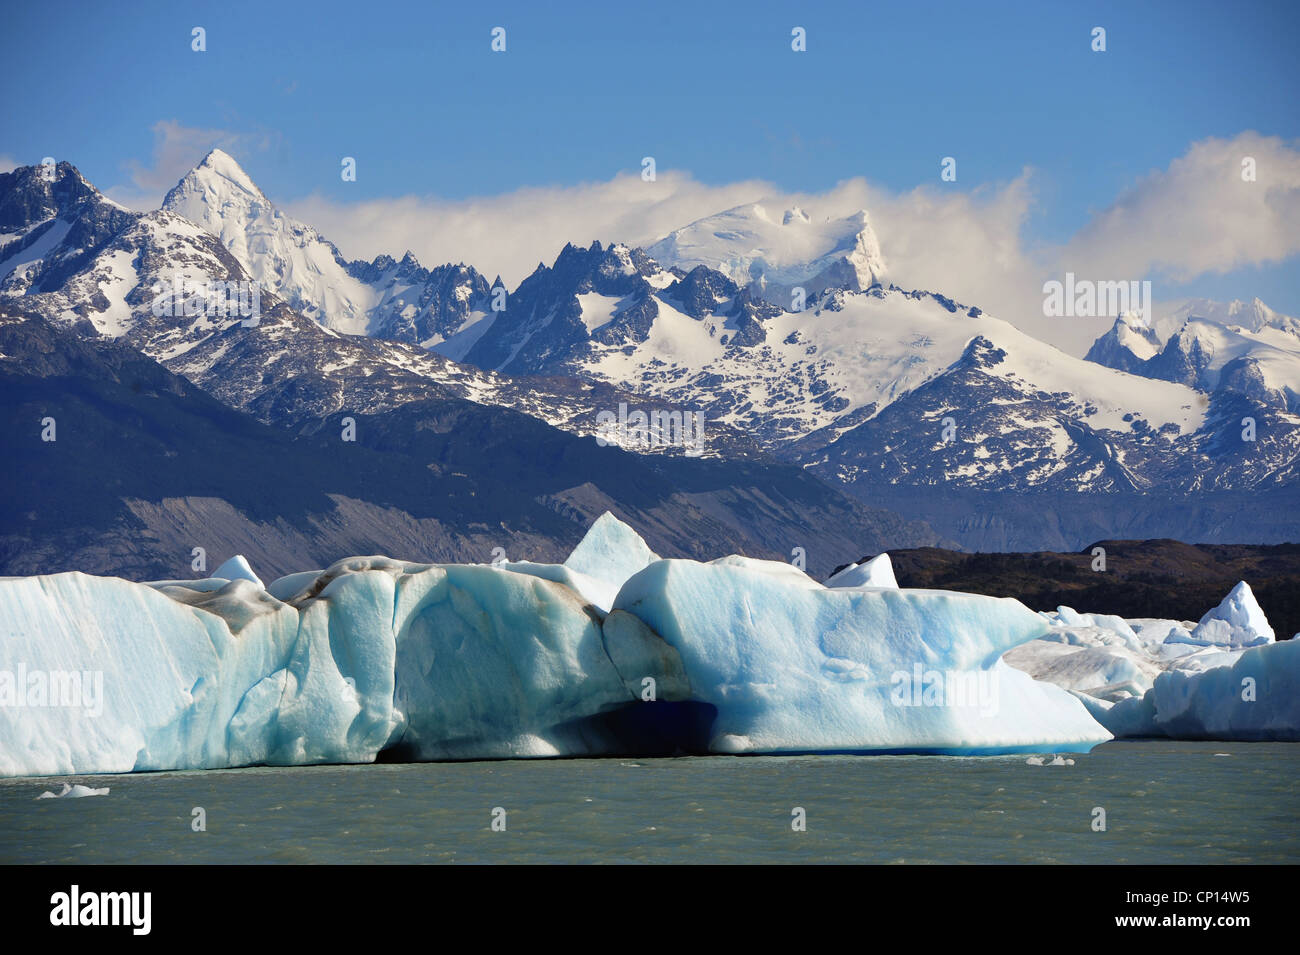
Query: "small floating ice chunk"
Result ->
[[37, 782, 109, 799]]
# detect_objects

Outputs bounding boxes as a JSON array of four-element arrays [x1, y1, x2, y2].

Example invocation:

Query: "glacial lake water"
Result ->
[[1, 740, 1296, 864]]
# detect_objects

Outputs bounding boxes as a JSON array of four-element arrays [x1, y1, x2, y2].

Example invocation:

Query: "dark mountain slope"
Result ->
[[0, 311, 944, 580]]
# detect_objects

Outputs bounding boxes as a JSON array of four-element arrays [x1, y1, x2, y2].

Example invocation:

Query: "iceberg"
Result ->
[[1172, 581, 1275, 648], [1086, 639, 1300, 740], [46, 513, 1300, 776], [611, 558, 1110, 754], [211, 554, 265, 589], [0, 554, 645, 776], [563, 511, 660, 590], [1004, 582, 1296, 739], [37, 783, 109, 799]]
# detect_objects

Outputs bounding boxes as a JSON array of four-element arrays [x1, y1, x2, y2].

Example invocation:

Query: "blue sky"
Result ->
[[2, 0, 1298, 334]]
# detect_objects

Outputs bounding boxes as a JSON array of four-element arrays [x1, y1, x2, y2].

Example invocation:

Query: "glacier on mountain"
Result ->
[[647, 202, 888, 300]]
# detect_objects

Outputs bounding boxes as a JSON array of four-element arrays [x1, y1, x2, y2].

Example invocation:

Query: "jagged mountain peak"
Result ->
[[161, 159, 373, 334], [1084, 297, 1300, 414], [1174, 297, 1300, 340], [0, 161, 140, 300], [164, 149, 267, 210], [1084, 314, 1162, 373], [0, 160, 122, 232]]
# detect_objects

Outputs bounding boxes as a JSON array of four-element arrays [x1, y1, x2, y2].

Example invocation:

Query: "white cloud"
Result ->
[[0, 155, 18, 174], [1063, 133, 1300, 281], [104, 120, 276, 210], [286, 167, 1061, 343], [285, 172, 774, 284]]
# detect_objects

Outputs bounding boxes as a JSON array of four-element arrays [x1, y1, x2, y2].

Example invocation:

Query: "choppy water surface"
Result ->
[[1, 741, 1295, 863]]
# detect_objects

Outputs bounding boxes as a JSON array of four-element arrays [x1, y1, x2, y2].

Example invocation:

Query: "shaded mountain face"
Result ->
[[0, 310, 944, 580], [854, 540, 1300, 643], [1084, 316, 1161, 374], [345, 254, 494, 348], [458, 240, 671, 374], [161, 294, 768, 460], [832, 484, 1300, 555], [0, 162, 139, 298]]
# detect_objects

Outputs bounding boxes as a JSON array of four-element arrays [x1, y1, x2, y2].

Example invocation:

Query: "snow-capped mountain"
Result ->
[[345, 252, 496, 351], [647, 202, 887, 303], [467, 240, 1300, 491], [1083, 314, 1162, 374], [1087, 299, 1300, 413], [0, 159, 739, 457], [1, 160, 263, 352], [1158, 297, 1300, 339], [448, 237, 1261, 491], [3, 154, 1298, 507], [161, 149, 377, 334], [0, 161, 137, 299], [457, 240, 682, 375], [161, 149, 496, 343]]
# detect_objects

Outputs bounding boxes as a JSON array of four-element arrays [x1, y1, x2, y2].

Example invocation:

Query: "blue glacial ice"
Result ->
[[611, 556, 1110, 754], [20, 511, 1300, 777], [0, 555, 642, 776], [562, 511, 660, 590]]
